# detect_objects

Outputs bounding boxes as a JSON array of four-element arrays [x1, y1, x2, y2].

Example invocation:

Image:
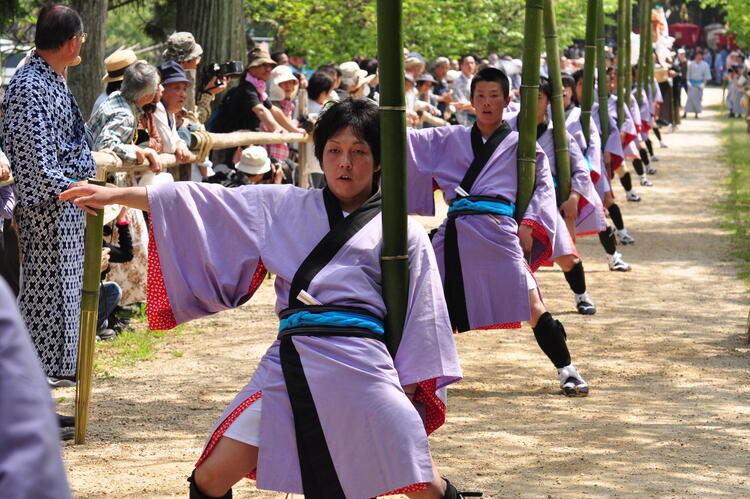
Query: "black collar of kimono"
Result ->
[[536, 119, 550, 139], [564, 104, 577, 120], [462, 120, 511, 194], [287, 187, 382, 307]]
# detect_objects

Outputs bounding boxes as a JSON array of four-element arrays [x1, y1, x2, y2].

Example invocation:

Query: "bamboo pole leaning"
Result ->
[[543, 0, 571, 204], [617, 0, 626, 128], [376, 0, 409, 358], [596, 0, 610, 145], [636, 0, 650, 106], [624, 0, 632, 98], [74, 179, 106, 444], [580, 0, 599, 143], [516, 0, 544, 222]]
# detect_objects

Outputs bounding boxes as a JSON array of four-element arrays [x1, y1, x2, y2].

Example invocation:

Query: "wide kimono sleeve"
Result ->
[[406, 126, 452, 216], [520, 144, 557, 271], [395, 218, 462, 434], [1, 92, 72, 208], [146, 182, 271, 329]]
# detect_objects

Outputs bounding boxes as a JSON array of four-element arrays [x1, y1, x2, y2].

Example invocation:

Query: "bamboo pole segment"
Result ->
[[617, 0, 626, 128], [74, 179, 106, 444], [296, 88, 310, 189], [624, 0, 632, 98], [636, 0, 649, 106], [543, 0, 571, 204], [596, 0, 610, 144], [646, 8, 656, 97], [516, 0, 544, 222], [376, 0, 409, 357], [580, 0, 599, 143]]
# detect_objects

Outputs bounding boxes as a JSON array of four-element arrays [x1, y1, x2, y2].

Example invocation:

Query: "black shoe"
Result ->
[[60, 427, 74, 441], [96, 328, 117, 341], [57, 414, 75, 427], [443, 477, 483, 498]]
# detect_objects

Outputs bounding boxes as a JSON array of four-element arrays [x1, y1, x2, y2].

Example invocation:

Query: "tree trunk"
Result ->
[[175, 0, 246, 107], [68, 0, 108, 119], [176, 0, 246, 65], [516, 0, 543, 222]]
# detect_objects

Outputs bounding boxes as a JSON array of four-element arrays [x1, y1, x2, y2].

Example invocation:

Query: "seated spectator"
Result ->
[[137, 84, 164, 154], [404, 56, 425, 80], [97, 204, 133, 340], [210, 48, 304, 168], [88, 61, 162, 171], [431, 56, 452, 114], [92, 49, 139, 116], [162, 31, 228, 124]]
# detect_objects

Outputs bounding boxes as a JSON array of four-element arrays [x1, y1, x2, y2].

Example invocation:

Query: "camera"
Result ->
[[203, 60, 244, 88]]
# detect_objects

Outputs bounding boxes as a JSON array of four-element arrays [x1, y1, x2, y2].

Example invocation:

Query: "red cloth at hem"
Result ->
[[520, 219, 553, 272], [474, 322, 522, 330]]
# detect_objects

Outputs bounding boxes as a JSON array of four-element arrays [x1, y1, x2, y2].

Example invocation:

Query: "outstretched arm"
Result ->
[[59, 183, 149, 215]]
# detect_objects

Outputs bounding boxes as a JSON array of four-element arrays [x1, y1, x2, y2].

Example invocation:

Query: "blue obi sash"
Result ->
[[278, 305, 385, 340], [688, 79, 703, 86], [447, 196, 515, 218]]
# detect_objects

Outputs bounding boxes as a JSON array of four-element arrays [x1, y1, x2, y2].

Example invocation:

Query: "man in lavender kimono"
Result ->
[[0, 278, 72, 498], [62, 98, 474, 499], [0, 4, 95, 383], [406, 67, 589, 397], [511, 77, 606, 315], [562, 73, 632, 272]]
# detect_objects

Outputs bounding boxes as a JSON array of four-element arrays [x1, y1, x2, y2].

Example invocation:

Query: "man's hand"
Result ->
[[560, 192, 580, 222], [272, 163, 284, 184], [174, 141, 192, 163], [100, 247, 111, 272], [203, 76, 228, 96], [142, 148, 162, 173], [0, 162, 10, 182], [518, 223, 533, 257]]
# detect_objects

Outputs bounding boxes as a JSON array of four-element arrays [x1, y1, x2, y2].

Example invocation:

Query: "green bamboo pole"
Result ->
[[74, 178, 106, 444], [646, 8, 656, 97], [516, 0, 544, 222], [543, 0, 570, 204], [376, 0, 408, 357], [636, 0, 649, 105], [624, 0, 632, 98], [580, 0, 598, 142], [596, 0, 610, 143], [617, 0, 626, 127]]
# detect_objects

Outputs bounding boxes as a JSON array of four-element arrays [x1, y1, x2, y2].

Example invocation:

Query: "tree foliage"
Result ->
[[245, 0, 620, 67], [701, 0, 750, 49]]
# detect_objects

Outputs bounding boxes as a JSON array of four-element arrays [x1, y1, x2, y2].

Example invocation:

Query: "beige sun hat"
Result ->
[[270, 64, 297, 85], [247, 47, 277, 68], [340, 61, 376, 92], [102, 49, 138, 83], [235, 146, 271, 175]]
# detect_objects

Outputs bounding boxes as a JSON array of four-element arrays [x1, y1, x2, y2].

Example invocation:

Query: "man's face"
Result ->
[[181, 57, 201, 70], [470, 80, 509, 126], [434, 64, 448, 79], [563, 85, 573, 108], [537, 91, 549, 124], [574, 79, 583, 103], [461, 57, 476, 77], [162, 81, 188, 114], [695, 53, 703, 63], [277, 53, 289, 66], [417, 81, 432, 94]]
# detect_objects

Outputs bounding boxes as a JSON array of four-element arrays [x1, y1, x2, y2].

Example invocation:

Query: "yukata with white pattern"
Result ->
[[0, 51, 95, 377]]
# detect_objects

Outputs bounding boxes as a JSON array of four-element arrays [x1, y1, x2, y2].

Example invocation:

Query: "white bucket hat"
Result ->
[[235, 146, 271, 175]]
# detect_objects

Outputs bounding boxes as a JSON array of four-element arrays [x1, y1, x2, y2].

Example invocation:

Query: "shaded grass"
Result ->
[[715, 106, 750, 288]]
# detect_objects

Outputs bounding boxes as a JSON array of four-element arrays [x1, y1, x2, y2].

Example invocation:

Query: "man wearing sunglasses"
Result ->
[[0, 4, 95, 397]]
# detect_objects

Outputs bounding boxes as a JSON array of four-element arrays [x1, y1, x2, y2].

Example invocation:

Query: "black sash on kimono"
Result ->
[[279, 187, 382, 499], [444, 121, 512, 333]]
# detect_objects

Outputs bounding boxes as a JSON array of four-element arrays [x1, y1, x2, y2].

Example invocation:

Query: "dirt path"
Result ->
[[61, 88, 750, 498]]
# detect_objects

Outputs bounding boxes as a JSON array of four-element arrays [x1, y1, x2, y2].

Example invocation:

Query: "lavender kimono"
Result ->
[[406, 123, 557, 331], [619, 95, 640, 159], [634, 88, 653, 140], [565, 106, 603, 186], [145, 182, 461, 498], [0, 279, 72, 499], [523, 118, 606, 262]]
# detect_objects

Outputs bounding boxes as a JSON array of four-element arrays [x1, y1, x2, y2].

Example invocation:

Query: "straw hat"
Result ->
[[102, 49, 138, 83], [247, 48, 276, 68], [235, 146, 271, 175]]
